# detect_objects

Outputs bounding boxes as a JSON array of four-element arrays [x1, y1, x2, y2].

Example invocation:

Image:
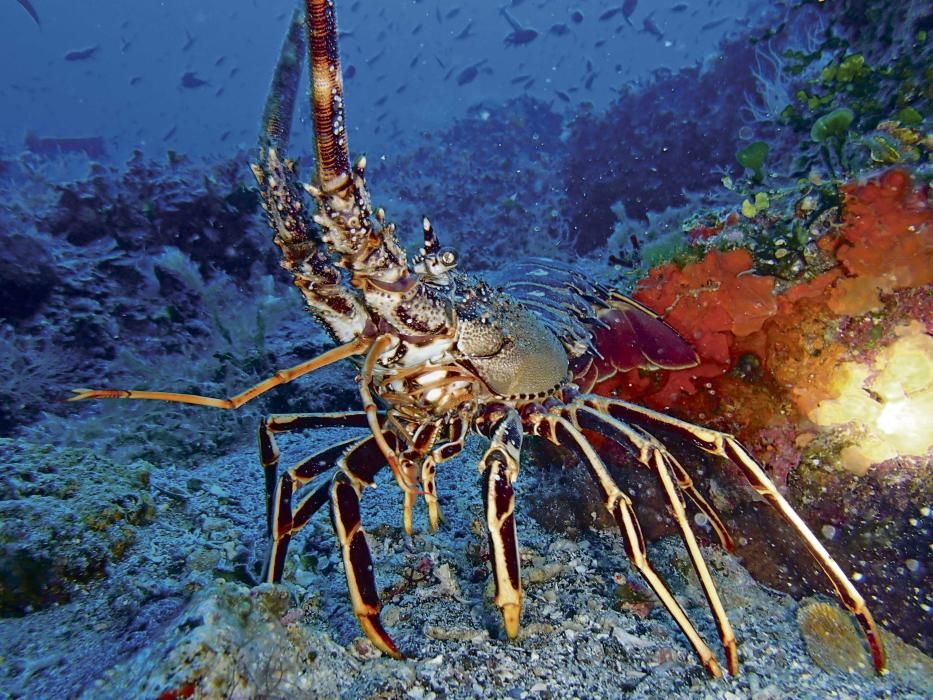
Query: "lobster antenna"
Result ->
[[260, 8, 306, 151], [306, 0, 351, 185]]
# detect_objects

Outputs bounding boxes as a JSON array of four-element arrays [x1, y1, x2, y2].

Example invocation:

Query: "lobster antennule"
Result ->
[[260, 8, 306, 151], [306, 0, 351, 186]]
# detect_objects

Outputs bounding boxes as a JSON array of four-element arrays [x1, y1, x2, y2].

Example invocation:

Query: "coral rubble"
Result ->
[[0, 439, 154, 615]]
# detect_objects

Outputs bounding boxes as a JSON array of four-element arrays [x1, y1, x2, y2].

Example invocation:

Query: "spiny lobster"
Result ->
[[70, 0, 886, 679]]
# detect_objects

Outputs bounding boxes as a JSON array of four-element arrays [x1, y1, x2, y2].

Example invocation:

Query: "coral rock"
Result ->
[[798, 598, 933, 692]]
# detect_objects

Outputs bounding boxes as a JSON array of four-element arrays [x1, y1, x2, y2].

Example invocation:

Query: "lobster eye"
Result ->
[[440, 248, 458, 267]]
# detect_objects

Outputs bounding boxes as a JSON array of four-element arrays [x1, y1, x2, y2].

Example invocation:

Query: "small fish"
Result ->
[[641, 16, 663, 41], [670, 3, 689, 12], [220, 130, 231, 142], [15, 0, 40, 27], [700, 17, 730, 31], [569, 9, 584, 24], [179, 71, 209, 88], [455, 21, 474, 40], [129, 75, 143, 86], [366, 48, 386, 66], [65, 46, 99, 61], [548, 23, 570, 36], [584, 73, 596, 89], [623, 0, 638, 25], [214, 56, 226, 67], [374, 95, 388, 107], [456, 64, 480, 86], [500, 9, 538, 46], [163, 125, 177, 141], [182, 31, 195, 52], [434, 55, 446, 69], [445, 8, 460, 20], [409, 53, 421, 68], [599, 7, 625, 22], [510, 73, 532, 84], [345, 64, 356, 79], [554, 90, 571, 102]]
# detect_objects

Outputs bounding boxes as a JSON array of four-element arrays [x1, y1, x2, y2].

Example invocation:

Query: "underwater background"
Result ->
[[0, 0, 931, 697]]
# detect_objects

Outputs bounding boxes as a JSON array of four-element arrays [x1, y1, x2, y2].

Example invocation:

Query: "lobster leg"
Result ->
[[649, 449, 739, 675], [329, 447, 403, 658], [259, 411, 375, 536], [69, 337, 369, 409], [477, 409, 524, 639], [400, 420, 442, 535], [530, 412, 724, 679], [398, 414, 470, 534], [664, 453, 735, 552], [263, 435, 362, 582], [585, 395, 887, 674], [264, 428, 403, 659], [570, 404, 739, 676], [423, 414, 469, 531], [359, 334, 416, 498]]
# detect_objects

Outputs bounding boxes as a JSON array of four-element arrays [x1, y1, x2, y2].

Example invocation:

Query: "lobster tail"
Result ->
[[306, 0, 351, 185], [260, 9, 305, 151]]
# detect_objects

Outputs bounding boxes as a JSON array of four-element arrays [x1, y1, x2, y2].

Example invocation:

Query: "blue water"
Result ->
[[1, 0, 763, 161]]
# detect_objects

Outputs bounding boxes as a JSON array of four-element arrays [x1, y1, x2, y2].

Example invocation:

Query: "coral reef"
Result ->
[[42, 151, 267, 280], [0, 153, 354, 458], [563, 37, 761, 253], [741, 0, 931, 182], [590, 168, 931, 651], [87, 582, 323, 699], [5, 436, 907, 699], [613, 169, 930, 429]]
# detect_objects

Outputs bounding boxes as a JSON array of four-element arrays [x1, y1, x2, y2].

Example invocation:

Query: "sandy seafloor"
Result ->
[[1, 426, 927, 699]]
